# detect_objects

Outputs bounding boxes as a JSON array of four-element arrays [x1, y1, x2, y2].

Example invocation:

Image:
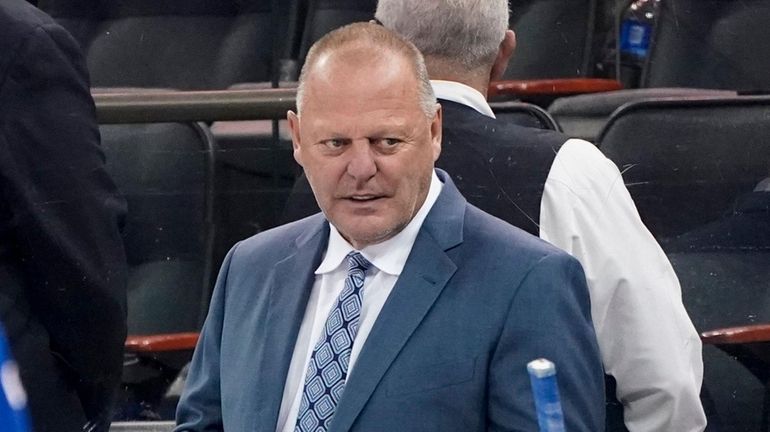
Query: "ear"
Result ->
[[430, 103, 442, 161], [490, 30, 516, 82], [287, 110, 303, 167]]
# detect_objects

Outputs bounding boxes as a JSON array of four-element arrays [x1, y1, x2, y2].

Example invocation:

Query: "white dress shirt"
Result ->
[[434, 80, 706, 432], [431, 80, 497, 119], [275, 172, 443, 432]]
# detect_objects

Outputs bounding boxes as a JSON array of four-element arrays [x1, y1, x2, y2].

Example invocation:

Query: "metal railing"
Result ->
[[94, 88, 297, 123], [110, 421, 175, 432]]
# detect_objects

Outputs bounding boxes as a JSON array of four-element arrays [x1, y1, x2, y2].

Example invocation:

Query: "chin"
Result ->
[[331, 210, 411, 244], [339, 223, 398, 248]]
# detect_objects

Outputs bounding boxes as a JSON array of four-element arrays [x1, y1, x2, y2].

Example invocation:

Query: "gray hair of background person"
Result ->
[[375, 0, 510, 72], [295, 22, 437, 118]]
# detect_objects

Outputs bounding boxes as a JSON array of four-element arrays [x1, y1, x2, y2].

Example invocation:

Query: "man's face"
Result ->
[[288, 48, 441, 249]]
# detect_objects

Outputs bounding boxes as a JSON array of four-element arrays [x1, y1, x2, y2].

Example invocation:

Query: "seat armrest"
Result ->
[[701, 324, 770, 382], [701, 324, 770, 345], [488, 78, 623, 100], [125, 333, 200, 353]]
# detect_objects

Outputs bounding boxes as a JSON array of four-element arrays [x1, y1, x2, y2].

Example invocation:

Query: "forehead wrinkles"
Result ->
[[305, 110, 418, 140]]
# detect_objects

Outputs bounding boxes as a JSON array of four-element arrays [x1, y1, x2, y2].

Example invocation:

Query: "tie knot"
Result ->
[[346, 251, 371, 274]]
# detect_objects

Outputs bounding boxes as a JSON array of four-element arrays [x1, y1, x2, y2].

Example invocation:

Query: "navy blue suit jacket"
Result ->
[[176, 171, 604, 431]]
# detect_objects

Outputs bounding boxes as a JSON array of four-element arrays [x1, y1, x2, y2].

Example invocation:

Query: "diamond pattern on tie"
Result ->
[[295, 252, 371, 432]]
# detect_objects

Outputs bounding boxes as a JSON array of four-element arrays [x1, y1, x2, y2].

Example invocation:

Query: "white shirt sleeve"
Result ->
[[540, 139, 707, 432]]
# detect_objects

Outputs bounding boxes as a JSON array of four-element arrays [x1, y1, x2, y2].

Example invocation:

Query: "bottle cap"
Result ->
[[527, 358, 556, 378]]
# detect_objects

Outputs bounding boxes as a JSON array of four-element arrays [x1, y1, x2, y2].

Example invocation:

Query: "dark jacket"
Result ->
[[0, 1, 127, 430]]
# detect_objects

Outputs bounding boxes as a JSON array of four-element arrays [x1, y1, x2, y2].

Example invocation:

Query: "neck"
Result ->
[[425, 57, 491, 99]]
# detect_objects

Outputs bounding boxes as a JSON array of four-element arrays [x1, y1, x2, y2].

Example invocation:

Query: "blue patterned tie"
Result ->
[[295, 251, 372, 432]]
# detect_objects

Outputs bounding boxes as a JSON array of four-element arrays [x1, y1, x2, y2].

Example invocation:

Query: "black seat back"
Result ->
[[296, 0, 377, 65], [101, 122, 215, 334], [39, 0, 278, 89], [645, 0, 770, 91], [490, 101, 561, 131], [505, 0, 597, 79], [598, 96, 770, 239], [547, 0, 770, 143], [599, 96, 770, 431]]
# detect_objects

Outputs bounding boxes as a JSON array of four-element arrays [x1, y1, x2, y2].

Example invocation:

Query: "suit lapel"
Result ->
[[254, 216, 329, 432], [329, 170, 465, 432]]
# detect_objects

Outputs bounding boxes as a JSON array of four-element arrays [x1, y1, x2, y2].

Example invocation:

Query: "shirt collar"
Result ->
[[316, 170, 444, 276], [431, 80, 496, 119]]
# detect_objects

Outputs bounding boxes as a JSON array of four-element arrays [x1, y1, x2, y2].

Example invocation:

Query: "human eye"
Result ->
[[373, 137, 402, 151], [381, 138, 400, 146], [320, 138, 347, 150]]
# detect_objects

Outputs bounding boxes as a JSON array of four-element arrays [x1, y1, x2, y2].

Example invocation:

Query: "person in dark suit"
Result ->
[[282, 2, 706, 430], [0, 1, 128, 431], [175, 23, 604, 432]]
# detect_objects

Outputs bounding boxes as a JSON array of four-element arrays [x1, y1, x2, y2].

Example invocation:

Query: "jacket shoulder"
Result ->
[[0, 1, 80, 81], [463, 203, 575, 265], [0, 0, 61, 48], [229, 213, 326, 263]]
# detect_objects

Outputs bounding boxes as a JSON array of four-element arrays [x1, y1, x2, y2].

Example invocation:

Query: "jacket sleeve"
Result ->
[[0, 21, 127, 426], [540, 139, 706, 431], [174, 244, 239, 432], [487, 252, 605, 432]]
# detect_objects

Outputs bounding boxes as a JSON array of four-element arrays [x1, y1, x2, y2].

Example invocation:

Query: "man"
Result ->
[[0, 0, 128, 431], [176, 23, 604, 431], [371, 1, 705, 431], [283, 4, 706, 429]]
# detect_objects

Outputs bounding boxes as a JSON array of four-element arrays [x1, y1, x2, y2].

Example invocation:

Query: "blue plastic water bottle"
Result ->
[[527, 358, 565, 432], [618, 0, 660, 87], [0, 325, 31, 432], [620, 0, 661, 57]]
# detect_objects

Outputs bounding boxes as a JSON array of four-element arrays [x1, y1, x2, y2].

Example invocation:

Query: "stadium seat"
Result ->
[[670, 236, 770, 430], [99, 120, 216, 419], [38, 0, 282, 89], [643, 0, 770, 91], [489, 101, 561, 131], [505, 0, 598, 80], [484, 0, 625, 106], [598, 96, 770, 239], [548, 87, 737, 142], [597, 96, 770, 430], [671, 185, 770, 430], [296, 0, 378, 68], [549, 0, 770, 141]]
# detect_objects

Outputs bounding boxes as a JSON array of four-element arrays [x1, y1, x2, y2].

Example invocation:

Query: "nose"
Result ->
[[346, 140, 377, 181]]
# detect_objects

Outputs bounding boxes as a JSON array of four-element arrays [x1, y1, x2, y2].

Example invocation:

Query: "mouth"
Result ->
[[339, 193, 388, 205], [347, 195, 382, 201], [337, 194, 387, 215]]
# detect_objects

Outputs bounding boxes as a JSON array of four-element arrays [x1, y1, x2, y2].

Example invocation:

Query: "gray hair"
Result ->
[[296, 22, 437, 119], [375, 0, 510, 71]]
